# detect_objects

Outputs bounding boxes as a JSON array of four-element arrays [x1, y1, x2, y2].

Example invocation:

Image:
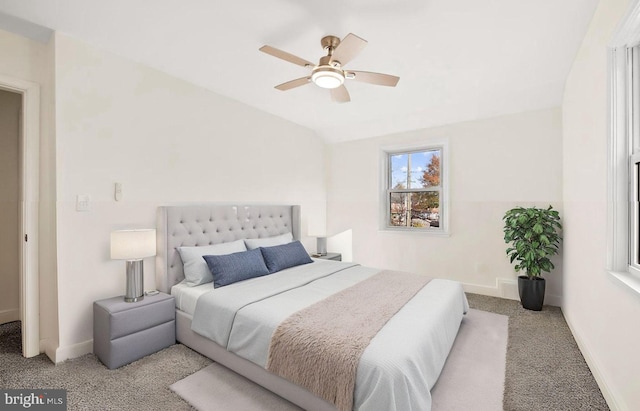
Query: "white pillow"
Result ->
[[177, 240, 247, 286], [244, 232, 293, 250]]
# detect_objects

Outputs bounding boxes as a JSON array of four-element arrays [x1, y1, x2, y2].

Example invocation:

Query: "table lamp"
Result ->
[[308, 220, 329, 256], [110, 229, 156, 302]]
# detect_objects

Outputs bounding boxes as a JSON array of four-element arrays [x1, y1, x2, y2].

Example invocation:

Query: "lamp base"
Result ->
[[124, 260, 144, 303], [316, 237, 327, 256]]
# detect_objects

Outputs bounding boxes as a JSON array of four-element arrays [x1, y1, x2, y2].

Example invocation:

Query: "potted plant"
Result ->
[[502, 206, 562, 311]]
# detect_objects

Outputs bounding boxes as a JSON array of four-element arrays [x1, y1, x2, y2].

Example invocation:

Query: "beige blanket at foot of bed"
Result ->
[[266, 270, 432, 411]]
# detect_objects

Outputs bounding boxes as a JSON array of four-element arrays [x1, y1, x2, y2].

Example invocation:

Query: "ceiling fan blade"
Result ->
[[331, 33, 367, 66], [348, 70, 400, 87], [330, 85, 351, 103], [259, 45, 314, 68], [275, 77, 311, 91]]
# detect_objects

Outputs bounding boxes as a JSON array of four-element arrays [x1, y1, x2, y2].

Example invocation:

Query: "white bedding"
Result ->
[[171, 281, 213, 314], [189, 260, 469, 411], [170, 259, 336, 314]]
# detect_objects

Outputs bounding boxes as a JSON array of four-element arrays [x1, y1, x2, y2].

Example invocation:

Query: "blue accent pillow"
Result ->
[[177, 240, 247, 286], [260, 241, 314, 273], [203, 248, 270, 288]]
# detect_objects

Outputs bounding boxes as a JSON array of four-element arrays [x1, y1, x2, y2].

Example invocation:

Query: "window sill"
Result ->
[[379, 227, 450, 237], [608, 270, 640, 297]]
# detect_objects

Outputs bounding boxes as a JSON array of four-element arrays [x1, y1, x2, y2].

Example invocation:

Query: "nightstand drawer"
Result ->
[[96, 296, 175, 339], [107, 320, 175, 369]]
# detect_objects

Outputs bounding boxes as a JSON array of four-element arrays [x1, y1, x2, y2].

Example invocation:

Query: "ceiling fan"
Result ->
[[259, 33, 400, 103]]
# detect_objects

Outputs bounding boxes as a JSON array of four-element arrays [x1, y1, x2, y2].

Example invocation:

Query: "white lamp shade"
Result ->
[[110, 229, 156, 260]]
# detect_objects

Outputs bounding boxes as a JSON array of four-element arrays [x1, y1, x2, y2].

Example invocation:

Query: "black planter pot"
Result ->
[[517, 275, 545, 311]]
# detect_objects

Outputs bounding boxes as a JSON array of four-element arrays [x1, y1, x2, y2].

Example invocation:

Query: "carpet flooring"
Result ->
[[467, 294, 609, 411], [0, 294, 609, 411]]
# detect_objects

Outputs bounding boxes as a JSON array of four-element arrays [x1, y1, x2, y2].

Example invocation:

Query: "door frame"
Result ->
[[0, 74, 40, 358]]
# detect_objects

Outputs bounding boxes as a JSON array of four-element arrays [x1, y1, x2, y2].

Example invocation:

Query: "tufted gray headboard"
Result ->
[[155, 204, 301, 293]]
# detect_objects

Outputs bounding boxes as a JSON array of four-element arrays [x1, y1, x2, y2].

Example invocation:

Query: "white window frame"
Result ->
[[379, 140, 450, 235], [607, 0, 640, 294], [630, 152, 640, 271]]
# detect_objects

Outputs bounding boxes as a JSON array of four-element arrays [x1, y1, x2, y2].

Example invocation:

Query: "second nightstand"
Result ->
[[313, 252, 342, 261]]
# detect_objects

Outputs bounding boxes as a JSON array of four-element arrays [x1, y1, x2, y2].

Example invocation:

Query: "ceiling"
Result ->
[[0, 0, 599, 143]]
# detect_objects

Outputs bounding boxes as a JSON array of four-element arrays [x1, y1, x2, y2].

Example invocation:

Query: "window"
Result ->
[[382, 145, 447, 232], [629, 46, 640, 274], [608, 5, 640, 293]]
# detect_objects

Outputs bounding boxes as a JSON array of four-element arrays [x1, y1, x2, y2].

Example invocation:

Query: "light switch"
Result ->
[[115, 182, 123, 201], [76, 195, 91, 212]]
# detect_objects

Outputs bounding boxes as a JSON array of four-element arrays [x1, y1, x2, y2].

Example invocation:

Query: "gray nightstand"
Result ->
[[93, 292, 175, 369], [314, 252, 342, 261]]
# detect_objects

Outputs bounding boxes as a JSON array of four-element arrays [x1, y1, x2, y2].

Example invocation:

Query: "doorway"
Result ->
[[0, 89, 21, 330], [0, 74, 40, 358]]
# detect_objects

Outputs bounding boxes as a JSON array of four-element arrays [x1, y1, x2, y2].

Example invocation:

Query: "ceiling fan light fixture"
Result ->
[[311, 66, 345, 89], [260, 33, 399, 102]]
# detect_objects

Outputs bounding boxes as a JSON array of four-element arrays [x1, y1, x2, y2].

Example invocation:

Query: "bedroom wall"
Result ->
[[51, 33, 326, 361], [0, 89, 20, 325], [562, 0, 640, 408], [326, 108, 563, 302]]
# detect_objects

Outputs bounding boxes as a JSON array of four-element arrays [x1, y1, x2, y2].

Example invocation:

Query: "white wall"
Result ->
[[51, 33, 326, 360], [327, 108, 563, 302], [0, 28, 44, 82], [0, 89, 20, 324], [562, 0, 640, 409]]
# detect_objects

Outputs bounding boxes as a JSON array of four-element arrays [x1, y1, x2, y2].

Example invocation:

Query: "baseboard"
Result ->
[[463, 278, 520, 301], [462, 279, 562, 307], [563, 311, 621, 411], [0, 308, 20, 324], [462, 282, 502, 298], [497, 278, 520, 301], [53, 339, 93, 363], [544, 292, 563, 307]]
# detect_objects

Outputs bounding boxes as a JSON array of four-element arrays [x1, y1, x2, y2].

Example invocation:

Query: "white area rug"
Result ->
[[430, 309, 507, 410], [170, 308, 507, 411]]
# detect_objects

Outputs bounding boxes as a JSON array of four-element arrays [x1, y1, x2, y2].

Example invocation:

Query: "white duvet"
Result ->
[[190, 259, 469, 411]]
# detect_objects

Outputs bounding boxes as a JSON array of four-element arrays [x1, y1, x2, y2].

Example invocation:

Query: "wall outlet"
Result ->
[[76, 195, 91, 212]]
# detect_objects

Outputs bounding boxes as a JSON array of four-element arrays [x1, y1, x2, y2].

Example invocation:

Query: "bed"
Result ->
[[156, 204, 468, 411]]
